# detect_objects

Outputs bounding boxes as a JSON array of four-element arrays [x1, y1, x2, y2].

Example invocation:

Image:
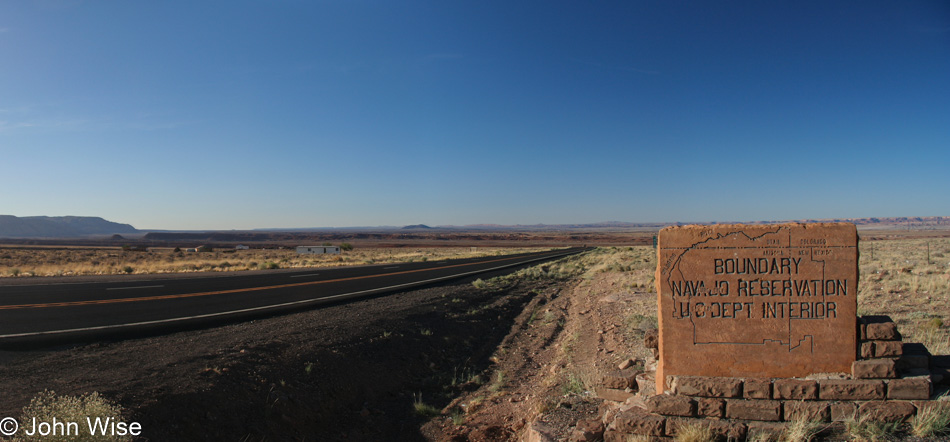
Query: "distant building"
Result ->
[[296, 246, 341, 255], [235, 245, 250, 250]]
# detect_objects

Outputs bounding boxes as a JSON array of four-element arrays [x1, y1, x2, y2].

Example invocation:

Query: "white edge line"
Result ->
[[105, 285, 165, 291], [0, 250, 581, 340]]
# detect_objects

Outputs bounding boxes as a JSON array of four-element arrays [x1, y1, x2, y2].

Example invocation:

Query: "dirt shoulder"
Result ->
[[422, 247, 657, 441]]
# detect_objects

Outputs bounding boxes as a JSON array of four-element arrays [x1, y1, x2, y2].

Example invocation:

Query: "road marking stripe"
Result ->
[[383, 266, 399, 269], [106, 285, 165, 291], [0, 251, 573, 311], [289, 273, 320, 278], [0, 250, 580, 339]]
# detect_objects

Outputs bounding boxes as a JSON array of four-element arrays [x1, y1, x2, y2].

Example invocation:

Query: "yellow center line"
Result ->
[[0, 253, 545, 311]]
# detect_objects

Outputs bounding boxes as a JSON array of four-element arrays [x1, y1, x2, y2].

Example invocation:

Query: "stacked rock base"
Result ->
[[591, 316, 950, 441]]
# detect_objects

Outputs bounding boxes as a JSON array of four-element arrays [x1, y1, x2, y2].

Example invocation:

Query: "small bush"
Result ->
[[121, 266, 134, 274], [472, 279, 487, 289], [262, 262, 280, 270], [928, 317, 944, 331], [561, 373, 586, 395], [340, 243, 353, 251], [18, 390, 133, 441]]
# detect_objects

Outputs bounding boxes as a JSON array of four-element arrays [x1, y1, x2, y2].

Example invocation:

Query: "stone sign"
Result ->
[[655, 223, 858, 394]]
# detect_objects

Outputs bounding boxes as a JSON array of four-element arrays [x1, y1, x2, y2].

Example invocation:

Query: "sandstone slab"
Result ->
[[595, 386, 634, 402], [773, 379, 818, 400], [864, 318, 900, 340], [725, 399, 782, 421], [852, 359, 897, 379], [743, 378, 772, 399], [819, 379, 885, 400], [602, 368, 640, 390], [611, 408, 666, 437], [695, 398, 725, 418], [858, 401, 916, 422], [872, 341, 903, 358], [830, 402, 858, 421], [644, 394, 694, 417], [656, 223, 858, 393], [784, 400, 831, 422], [670, 375, 742, 398], [887, 377, 932, 400]]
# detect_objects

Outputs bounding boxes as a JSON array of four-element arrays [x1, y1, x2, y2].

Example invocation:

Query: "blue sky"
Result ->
[[1, 1, 948, 230]]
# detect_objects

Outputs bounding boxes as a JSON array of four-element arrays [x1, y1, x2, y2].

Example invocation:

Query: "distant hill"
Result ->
[[0, 215, 138, 238], [402, 224, 433, 230]]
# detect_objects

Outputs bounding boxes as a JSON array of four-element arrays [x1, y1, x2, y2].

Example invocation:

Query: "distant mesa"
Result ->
[[402, 224, 433, 230], [0, 215, 138, 239]]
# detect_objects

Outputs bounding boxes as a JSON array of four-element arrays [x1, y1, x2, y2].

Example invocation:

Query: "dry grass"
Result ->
[[858, 238, 950, 354], [779, 419, 823, 442], [910, 401, 950, 438], [0, 246, 549, 278], [845, 413, 901, 441], [674, 423, 717, 442]]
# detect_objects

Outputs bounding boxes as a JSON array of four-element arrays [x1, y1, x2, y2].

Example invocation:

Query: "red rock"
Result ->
[[852, 359, 897, 379], [887, 377, 932, 400], [635, 372, 656, 397], [819, 379, 885, 400], [783, 401, 830, 422], [744, 378, 772, 399], [865, 322, 900, 340], [644, 394, 694, 417], [773, 379, 818, 400], [568, 418, 604, 442], [611, 408, 666, 437], [695, 398, 725, 418], [725, 399, 782, 421], [644, 329, 658, 349], [602, 368, 640, 390], [830, 402, 858, 421], [872, 341, 903, 358], [858, 401, 916, 422], [596, 386, 634, 403], [860, 342, 874, 359], [671, 376, 742, 398]]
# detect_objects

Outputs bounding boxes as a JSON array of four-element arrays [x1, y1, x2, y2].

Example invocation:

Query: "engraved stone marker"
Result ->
[[655, 223, 858, 394]]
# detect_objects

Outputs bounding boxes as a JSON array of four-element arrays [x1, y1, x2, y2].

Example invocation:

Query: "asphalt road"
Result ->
[[0, 247, 588, 347]]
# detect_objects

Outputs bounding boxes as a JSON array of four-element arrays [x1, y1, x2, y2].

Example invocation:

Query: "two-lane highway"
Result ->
[[0, 247, 589, 346]]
